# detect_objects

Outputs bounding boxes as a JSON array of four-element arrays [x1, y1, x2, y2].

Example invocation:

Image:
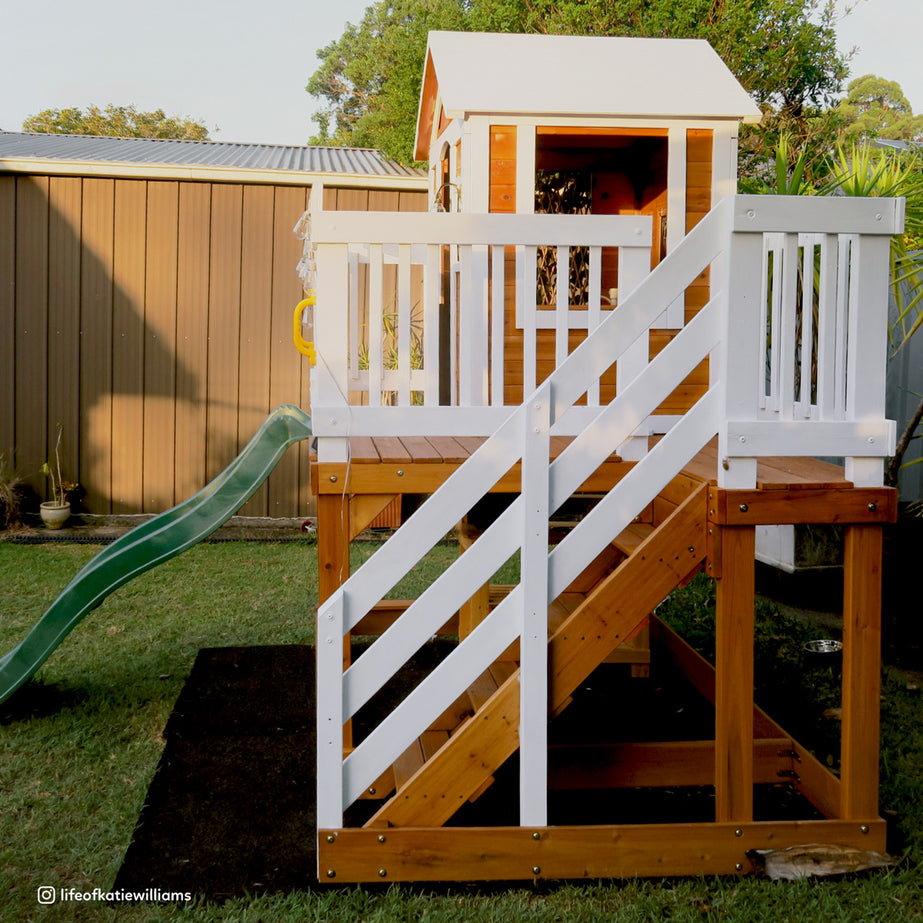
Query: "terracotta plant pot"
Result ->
[[40, 500, 71, 530]]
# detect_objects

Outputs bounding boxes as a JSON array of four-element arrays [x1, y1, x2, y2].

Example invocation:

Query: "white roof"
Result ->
[[416, 31, 761, 155]]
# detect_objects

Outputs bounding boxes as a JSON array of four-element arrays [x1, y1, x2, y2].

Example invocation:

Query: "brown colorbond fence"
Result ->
[[0, 174, 426, 517]]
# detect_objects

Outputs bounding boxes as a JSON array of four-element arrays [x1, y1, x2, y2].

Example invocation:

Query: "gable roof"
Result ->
[[416, 31, 762, 159], [0, 132, 426, 188]]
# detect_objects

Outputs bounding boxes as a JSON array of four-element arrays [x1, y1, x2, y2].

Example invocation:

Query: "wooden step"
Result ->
[[612, 523, 655, 556], [393, 730, 450, 789]]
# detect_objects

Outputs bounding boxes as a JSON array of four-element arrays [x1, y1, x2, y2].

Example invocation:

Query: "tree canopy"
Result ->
[[22, 105, 210, 141], [837, 75, 923, 144], [307, 0, 848, 164]]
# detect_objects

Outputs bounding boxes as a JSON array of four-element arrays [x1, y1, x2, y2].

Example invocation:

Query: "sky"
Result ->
[[1, 0, 920, 148]]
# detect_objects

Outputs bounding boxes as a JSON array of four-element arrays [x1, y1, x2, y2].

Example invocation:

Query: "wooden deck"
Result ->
[[312, 434, 868, 498]]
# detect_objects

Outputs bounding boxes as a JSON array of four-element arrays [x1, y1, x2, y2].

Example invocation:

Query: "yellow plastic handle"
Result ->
[[293, 295, 316, 364]]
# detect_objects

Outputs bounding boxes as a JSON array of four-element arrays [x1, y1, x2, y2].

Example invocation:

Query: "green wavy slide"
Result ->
[[0, 404, 313, 704]]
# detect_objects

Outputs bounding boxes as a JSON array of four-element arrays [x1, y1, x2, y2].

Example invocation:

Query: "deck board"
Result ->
[[320, 433, 850, 497]]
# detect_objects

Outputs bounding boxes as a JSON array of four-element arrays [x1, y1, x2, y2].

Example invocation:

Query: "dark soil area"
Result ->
[[114, 640, 822, 900]]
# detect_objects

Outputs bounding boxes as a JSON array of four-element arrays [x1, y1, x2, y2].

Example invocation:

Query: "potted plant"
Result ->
[[40, 424, 71, 529]]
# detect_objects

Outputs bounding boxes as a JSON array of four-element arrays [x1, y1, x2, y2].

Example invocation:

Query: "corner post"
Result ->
[[840, 524, 883, 819]]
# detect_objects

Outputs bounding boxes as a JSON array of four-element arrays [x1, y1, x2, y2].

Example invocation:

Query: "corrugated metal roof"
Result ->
[[0, 131, 424, 178]]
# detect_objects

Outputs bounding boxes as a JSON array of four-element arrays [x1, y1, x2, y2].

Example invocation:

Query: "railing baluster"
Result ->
[[556, 245, 569, 368], [758, 237, 771, 412], [835, 236, 852, 419], [369, 244, 384, 406], [423, 244, 440, 406], [767, 234, 784, 413], [398, 243, 412, 406], [491, 245, 506, 407], [587, 246, 602, 407], [521, 245, 538, 395], [616, 244, 653, 460], [798, 235, 817, 419], [816, 233, 839, 419], [778, 233, 800, 420], [348, 250, 360, 383], [450, 250, 459, 406]]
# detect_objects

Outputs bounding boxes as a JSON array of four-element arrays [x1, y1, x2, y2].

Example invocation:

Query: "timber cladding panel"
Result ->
[[0, 174, 426, 516]]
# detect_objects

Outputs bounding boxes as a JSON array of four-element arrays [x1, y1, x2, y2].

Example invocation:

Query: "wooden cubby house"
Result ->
[[307, 32, 903, 881]]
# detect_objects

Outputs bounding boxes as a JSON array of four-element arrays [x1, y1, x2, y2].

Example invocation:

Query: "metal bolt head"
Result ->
[[736, 863, 744, 872], [326, 834, 336, 844], [868, 502, 877, 512], [326, 869, 336, 878], [532, 831, 541, 840], [378, 868, 388, 878], [368, 787, 377, 795], [532, 866, 541, 876], [329, 475, 338, 483], [739, 503, 748, 513], [378, 834, 387, 843], [735, 828, 743, 837], [860, 824, 870, 834], [397, 469, 405, 477]]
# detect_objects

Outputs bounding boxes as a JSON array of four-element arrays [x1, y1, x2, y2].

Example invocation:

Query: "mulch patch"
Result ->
[[114, 641, 822, 900]]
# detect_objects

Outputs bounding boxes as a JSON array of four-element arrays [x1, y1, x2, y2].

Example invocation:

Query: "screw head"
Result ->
[[378, 868, 388, 878], [736, 863, 744, 872], [397, 469, 405, 477], [739, 503, 749, 513], [735, 828, 744, 837], [326, 869, 336, 878], [532, 831, 541, 840], [532, 866, 541, 876], [860, 824, 870, 834], [368, 787, 377, 795], [868, 502, 877, 512], [329, 475, 338, 483], [378, 834, 387, 843], [326, 835, 336, 844]]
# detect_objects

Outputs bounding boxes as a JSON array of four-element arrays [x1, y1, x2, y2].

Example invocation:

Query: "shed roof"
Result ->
[[415, 31, 762, 158], [0, 132, 426, 188]]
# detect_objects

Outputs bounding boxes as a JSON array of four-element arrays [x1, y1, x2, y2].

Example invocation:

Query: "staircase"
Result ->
[[364, 481, 708, 828]]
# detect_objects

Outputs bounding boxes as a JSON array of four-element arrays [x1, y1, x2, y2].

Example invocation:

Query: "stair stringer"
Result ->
[[364, 484, 709, 829]]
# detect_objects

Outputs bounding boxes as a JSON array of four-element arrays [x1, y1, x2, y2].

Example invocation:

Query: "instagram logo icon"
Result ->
[[37, 886, 56, 904]]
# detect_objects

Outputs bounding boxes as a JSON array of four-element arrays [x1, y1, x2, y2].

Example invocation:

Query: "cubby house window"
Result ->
[[534, 129, 669, 307]]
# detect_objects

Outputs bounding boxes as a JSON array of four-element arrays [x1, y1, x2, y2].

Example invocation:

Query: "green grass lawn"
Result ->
[[1, 541, 922, 922]]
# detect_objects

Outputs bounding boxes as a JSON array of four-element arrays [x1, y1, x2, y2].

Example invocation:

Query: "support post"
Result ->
[[840, 524, 883, 819], [317, 493, 351, 604], [520, 381, 551, 826], [714, 524, 755, 823]]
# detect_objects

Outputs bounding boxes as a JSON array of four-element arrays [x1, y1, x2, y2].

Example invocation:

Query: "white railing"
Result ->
[[315, 195, 903, 833], [310, 211, 653, 440]]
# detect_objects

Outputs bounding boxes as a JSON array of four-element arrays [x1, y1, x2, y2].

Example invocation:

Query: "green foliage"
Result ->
[[22, 104, 210, 141], [307, 0, 848, 166], [837, 74, 923, 145], [307, 0, 467, 159]]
